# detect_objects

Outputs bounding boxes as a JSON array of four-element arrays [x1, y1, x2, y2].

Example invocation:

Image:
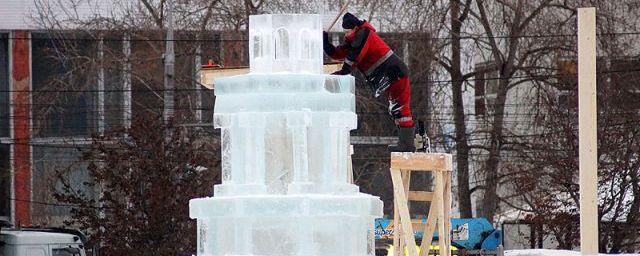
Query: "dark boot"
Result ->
[[388, 126, 416, 152]]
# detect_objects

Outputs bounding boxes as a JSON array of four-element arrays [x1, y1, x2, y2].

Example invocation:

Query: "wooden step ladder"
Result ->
[[390, 152, 453, 256]]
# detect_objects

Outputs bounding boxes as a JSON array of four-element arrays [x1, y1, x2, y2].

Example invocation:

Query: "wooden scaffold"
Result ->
[[390, 152, 453, 256]]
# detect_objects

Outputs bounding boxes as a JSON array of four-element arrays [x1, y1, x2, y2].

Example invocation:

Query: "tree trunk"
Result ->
[[450, 0, 473, 218], [480, 76, 509, 222]]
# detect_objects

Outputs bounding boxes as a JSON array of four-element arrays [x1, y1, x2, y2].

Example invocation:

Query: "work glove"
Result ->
[[332, 63, 352, 75]]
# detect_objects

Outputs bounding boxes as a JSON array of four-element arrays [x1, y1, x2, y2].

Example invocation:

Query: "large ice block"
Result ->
[[190, 14, 383, 256], [249, 14, 323, 74]]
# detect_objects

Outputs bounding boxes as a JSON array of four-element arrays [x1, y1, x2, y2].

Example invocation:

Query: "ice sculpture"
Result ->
[[190, 14, 383, 256]]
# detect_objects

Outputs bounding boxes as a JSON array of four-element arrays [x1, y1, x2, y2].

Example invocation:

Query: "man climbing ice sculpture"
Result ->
[[323, 12, 415, 152]]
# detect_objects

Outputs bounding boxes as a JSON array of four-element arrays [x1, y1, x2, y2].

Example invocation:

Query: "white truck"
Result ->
[[0, 227, 87, 256]]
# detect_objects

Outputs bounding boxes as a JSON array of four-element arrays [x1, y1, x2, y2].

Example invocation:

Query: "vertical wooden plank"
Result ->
[[419, 174, 440, 256], [391, 169, 418, 256], [398, 170, 411, 254], [578, 7, 599, 256], [443, 174, 452, 256], [436, 172, 447, 256], [444, 154, 453, 256], [393, 194, 401, 256]]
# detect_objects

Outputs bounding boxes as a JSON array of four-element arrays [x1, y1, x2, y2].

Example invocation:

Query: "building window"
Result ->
[[556, 59, 577, 109], [32, 146, 91, 224], [0, 34, 8, 138], [102, 38, 124, 131], [32, 34, 98, 137], [610, 59, 640, 111], [474, 62, 499, 116], [0, 34, 8, 220], [0, 143, 9, 219]]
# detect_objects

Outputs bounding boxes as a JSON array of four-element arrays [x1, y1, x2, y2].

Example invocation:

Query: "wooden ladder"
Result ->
[[390, 152, 453, 256]]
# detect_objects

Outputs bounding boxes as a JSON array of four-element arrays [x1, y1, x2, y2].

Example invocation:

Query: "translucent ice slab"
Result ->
[[213, 74, 355, 114], [190, 194, 382, 256], [214, 74, 354, 95], [249, 14, 323, 74]]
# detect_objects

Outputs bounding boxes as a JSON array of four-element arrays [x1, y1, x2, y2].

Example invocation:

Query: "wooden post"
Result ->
[[390, 153, 452, 256], [578, 7, 599, 255], [391, 169, 419, 256]]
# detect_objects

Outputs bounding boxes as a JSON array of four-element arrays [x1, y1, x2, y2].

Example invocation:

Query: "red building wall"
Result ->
[[11, 30, 31, 226]]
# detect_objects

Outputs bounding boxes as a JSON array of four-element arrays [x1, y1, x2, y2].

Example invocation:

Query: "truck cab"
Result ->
[[0, 228, 87, 256]]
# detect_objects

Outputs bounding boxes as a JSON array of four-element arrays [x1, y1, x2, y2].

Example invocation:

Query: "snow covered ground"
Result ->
[[506, 249, 640, 256]]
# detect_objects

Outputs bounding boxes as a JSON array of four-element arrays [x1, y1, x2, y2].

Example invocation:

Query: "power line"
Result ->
[[0, 66, 639, 93], [9, 197, 105, 210], [6, 30, 640, 42]]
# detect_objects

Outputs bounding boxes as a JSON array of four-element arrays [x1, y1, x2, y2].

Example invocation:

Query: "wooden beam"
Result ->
[[578, 7, 599, 255], [408, 191, 434, 201], [436, 171, 448, 256], [390, 169, 418, 256], [199, 64, 343, 90], [419, 193, 439, 256], [390, 153, 453, 256], [398, 170, 412, 255], [390, 153, 451, 171], [442, 174, 452, 256]]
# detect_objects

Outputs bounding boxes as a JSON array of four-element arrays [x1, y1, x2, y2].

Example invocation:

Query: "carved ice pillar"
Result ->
[[287, 110, 312, 193], [328, 113, 356, 184], [214, 112, 267, 196], [314, 112, 358, 194], [238, 112, 266, 185]]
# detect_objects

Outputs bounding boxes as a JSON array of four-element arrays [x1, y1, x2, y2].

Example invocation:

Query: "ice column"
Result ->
[[190, 14, 382, 256]]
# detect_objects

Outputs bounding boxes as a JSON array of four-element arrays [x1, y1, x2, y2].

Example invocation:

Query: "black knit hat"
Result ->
[[341, 12, 363, 29]]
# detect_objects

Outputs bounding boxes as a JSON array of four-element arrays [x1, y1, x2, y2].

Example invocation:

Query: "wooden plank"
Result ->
[[442, 174, 452, 256], [391, 169, 418, 256], [390, 153, 451, 171], [419, 181, 441, 256], [408, 191, 434, 201], [411, 221, 423, 233], [578, 7, 599, 255], [393, 194, 401, 256], [398, 170, 412, 255], [442, 154, 453, 256], [199, 64, 342, 89], [436, 172, 447, 256]]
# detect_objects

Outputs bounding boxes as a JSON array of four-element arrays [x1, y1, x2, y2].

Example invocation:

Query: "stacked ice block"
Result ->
[[189, 14, 383, 256]]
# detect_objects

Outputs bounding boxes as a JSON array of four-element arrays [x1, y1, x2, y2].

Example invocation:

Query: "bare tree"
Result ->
[[54, 116, 218, 255], [505, 1, 640, 252], [468, 0, 573, 222]]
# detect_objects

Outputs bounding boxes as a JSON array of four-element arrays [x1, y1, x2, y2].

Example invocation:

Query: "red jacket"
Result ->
[[326, 22, 393, 75]]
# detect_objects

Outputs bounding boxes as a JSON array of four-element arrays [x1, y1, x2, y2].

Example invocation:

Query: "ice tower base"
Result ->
[[190, 194, 382, 256]]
